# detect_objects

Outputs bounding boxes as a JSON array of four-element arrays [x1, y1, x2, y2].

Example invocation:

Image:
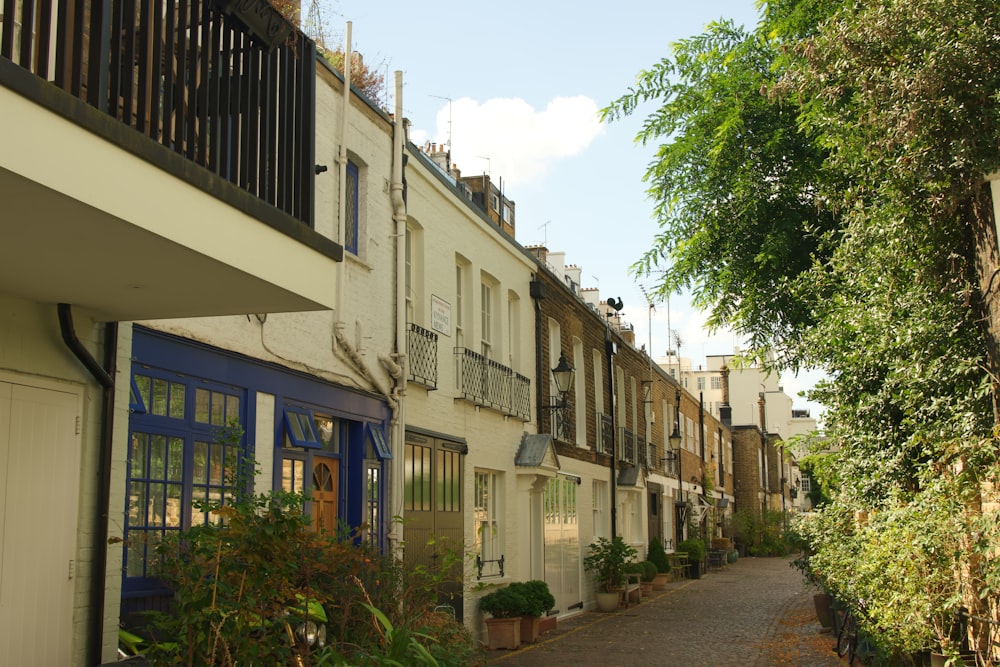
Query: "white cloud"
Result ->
[[429, 96, 604, 186]]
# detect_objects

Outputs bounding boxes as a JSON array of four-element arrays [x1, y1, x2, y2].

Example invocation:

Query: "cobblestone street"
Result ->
[[486, 556, 843, 667]]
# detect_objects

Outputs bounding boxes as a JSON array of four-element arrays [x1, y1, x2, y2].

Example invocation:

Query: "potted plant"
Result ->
[[633, 560, 657, 595], [479, 586, 528, 650], [584, 536, 637, 612], [647, 538, 672, 589], [677, 539, 706, 579], [508, 580, 554, 644]]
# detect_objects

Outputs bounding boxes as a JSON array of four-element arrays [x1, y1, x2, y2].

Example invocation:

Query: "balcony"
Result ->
[[1, 0, 342, 321], [454, 347, 530, 420], [407, 323, 438, 389]]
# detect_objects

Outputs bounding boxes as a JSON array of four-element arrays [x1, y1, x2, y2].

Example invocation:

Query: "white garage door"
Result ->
[[0, 380, 82, 666]]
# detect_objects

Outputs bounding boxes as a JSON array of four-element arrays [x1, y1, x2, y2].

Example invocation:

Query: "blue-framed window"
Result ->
[[345, 160, 359, 254], [283, 406, 322, 448], [125, 369, 245, 591]]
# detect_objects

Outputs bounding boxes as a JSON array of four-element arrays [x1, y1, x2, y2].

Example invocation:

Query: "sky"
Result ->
[[314, 0, 825, 420]]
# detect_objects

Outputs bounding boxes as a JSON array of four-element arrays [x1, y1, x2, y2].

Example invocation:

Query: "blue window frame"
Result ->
[[366, 422, 392, 460], [124, 368, 246, 594], [345, 160, 359, 254], [283, 406, 322, 448]]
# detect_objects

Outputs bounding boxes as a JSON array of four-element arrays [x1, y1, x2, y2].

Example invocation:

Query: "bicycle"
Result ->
[[832, 598, 877, 665], [833, 601, 859, 664]]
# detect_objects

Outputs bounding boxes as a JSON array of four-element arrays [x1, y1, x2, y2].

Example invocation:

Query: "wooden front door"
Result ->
[[311, 457, 339, 533]]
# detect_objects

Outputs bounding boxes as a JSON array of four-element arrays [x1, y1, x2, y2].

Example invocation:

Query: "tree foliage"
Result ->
[[606, 0, 1000, 657]]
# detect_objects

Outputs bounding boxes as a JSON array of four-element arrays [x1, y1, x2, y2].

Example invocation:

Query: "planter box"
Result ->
[[485, 617, 521, 650], [520, 616, 541, 644], [930, 653, 975, 667], [652, 573, 670, 590], [539, 615, 557, 635]]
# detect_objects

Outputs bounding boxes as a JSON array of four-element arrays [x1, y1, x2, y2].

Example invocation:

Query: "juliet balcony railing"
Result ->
[[407, 323, 438, 389], [619, 427, 635, 464], [454, 347, 530, 420], [598, 414, 613, 456], [1, 0, 316, 225], [549, 394, 574, 443]]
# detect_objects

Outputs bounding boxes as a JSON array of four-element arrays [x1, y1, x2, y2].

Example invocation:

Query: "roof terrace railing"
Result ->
[[1, 0, 315, 225]]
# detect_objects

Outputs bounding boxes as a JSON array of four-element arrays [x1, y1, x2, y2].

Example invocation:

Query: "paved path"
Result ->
[[486, 556, 843, 667]]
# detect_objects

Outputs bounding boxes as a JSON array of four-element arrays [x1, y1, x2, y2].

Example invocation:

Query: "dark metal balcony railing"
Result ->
[[407, 323, 438, 389], [637, 435, 647, 467], [599, 414, 613, 456], [621, 428, 635, 464], [549, 394, 574, 443], [455, 347, 529, 420], [1, 0, 315, 225]]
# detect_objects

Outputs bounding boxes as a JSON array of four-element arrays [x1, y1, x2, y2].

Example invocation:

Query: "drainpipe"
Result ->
[[328, 23, 395, 404], [388, 70, 407, 553], [58, 304, 115, 667], [335, 21, 351, 326]]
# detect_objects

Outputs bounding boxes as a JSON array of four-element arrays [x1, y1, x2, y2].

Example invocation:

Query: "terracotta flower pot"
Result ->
[[485, 616, 521, 650], [519, 615, 541, 644]]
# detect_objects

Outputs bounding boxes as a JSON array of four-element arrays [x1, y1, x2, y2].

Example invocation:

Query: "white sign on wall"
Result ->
[[431, 295, 451, 336]]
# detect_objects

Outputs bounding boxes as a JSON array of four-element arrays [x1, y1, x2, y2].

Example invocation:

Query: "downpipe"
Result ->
[[58, 303, 116, 666]]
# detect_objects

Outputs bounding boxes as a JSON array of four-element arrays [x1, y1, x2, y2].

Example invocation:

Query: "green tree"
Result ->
[[601, 14, 838, 363], [605, 1, 1000, 658]]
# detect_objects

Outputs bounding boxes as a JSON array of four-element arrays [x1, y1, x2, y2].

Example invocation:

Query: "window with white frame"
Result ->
[[507, 292, 520, 370], [697, 377, 705, 391], [481, 281, 493, 358], [710, 375, 722, 390], [455, 261, 466, 347], [593, 479, 608, 539], [474, 470, 503, 577]]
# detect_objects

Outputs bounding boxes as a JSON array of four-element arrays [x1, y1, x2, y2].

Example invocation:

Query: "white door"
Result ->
[[543, 475, 581, 615], [0, 380, 81, 666]]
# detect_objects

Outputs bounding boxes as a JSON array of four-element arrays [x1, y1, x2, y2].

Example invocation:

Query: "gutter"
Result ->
[[58, 304, 116, 667]]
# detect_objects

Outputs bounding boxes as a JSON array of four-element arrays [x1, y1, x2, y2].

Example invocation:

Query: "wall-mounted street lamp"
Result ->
[[542, 354, 575, 440]]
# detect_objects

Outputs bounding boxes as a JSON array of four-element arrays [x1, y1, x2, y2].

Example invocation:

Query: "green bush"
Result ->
[[508, 580, 555, 617], [647, 538, 671, 574], [636, 560, 657, 582], [677, 538, 706, 564], [479, 586, 531, 619], [143, 422, 482, 666]]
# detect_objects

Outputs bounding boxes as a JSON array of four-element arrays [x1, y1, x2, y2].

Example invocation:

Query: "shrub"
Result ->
[[508, 580, 555, 617], [647, 538, 672, 574], [479, 586, 531, 619], [142, 423, 480, 666], [677, 538, 706, 565]]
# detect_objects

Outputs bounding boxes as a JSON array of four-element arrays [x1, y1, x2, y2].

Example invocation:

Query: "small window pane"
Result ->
[[149, 435, 166, 478], [167, 438, 183, 481], [128, 482, 146, 527], [152, 379, 168, 416], [211, 393, 225, 425], [195, 388, 210, 423], [169, 382, 185, 418], [193, 441, 209, 485], [166, 484, 183, 527], [210, 443, 224, 485], [126, 538, 145, 577], [148, 483, 165, 527], [131, 433, 147, 478], [226, 394, 240, 421]]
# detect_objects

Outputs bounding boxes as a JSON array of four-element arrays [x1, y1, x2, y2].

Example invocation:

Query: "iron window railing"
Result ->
[[407, 323, 438, 389], [598, 414, 614, 456], [1, 0, 316, 225], [620, 427, 635, 464], [454, 347, 529, 420], [550, 394, 574, 442]]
